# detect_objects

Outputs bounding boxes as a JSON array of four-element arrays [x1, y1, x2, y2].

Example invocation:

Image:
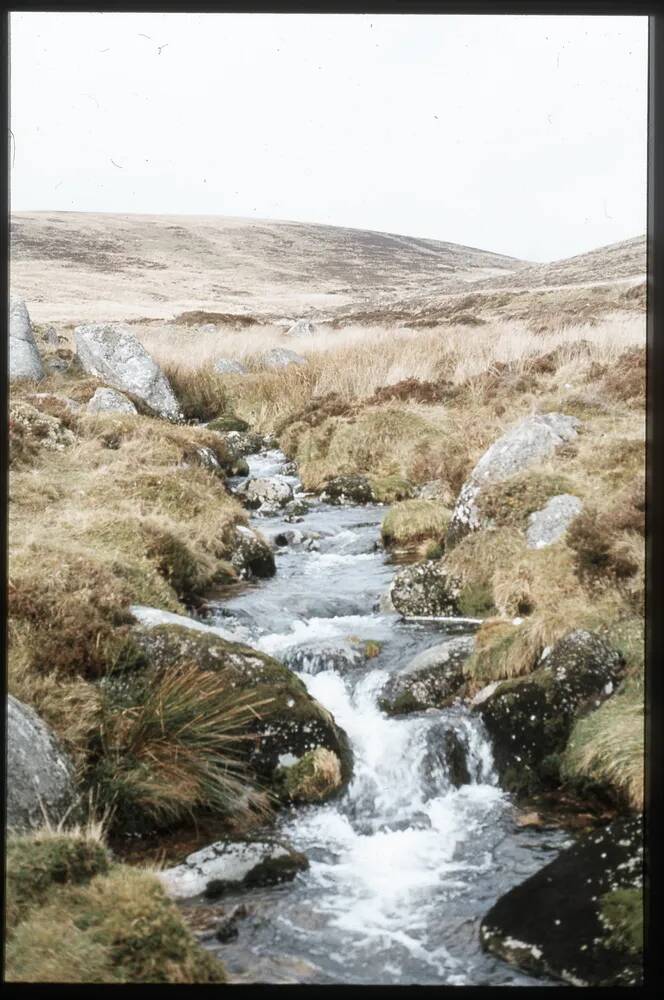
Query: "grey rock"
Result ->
[[283, 640, 370, 676], [184, 445, 224, 478], [447, 413, 580, 547], [86, 387, 138, 415], [261, 347, 306, 369], [526, 494, 583, 549], [7, 695, 78, 832], [285, 319, 317, 337], [389, 561, 461, 617], [379, 635, 473, 714], [230, 525, 276, 579], [321, 475, 374, 505], [243, 476, 294, 510], [74, 323, 182, 420], [10, 296, 35, 341], [214, 357, 248, 375], [217, 429, 266, 459], [157, 839, 308, 900], [9, 297, 45, 382]]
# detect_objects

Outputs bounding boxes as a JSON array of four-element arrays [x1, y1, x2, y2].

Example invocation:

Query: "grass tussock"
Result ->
[[381, 499, 452, 548], [562, 678, 644, 810], [5, 828, 226, 983], [92, 663, 271, 834], [162, 363, 230, 421]]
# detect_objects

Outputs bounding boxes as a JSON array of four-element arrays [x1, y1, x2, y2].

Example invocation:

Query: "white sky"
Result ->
[[10, 12, 648, 262]]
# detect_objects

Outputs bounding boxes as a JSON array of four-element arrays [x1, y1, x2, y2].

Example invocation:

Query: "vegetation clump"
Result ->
[[381, 499, 451, 548], [162, 363, 231, 421], [475, 470, 574, 529], [5, 829, 226, 984]]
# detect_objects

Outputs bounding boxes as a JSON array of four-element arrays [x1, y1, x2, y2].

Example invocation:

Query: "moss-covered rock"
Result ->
[[388, 561, 461, 618], [480, 815, 643, 986], [135, 624, 353, 792], [276, 747, 343, 803], [321, 474, 375, 505], [378, 636, 474, 716], [473, 629, 625, 796], [229, 525, 276, 579], [368, 475, 414, 504], [207, 415, 250, 433]]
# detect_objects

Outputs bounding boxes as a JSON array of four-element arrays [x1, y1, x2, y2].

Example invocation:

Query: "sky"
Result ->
[[10, 12, 648, 263]]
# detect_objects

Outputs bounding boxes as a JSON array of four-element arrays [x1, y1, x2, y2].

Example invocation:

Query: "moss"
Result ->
[[424, 541, 443, 560], [368, 475, 414, 503], [363, 640, 382, 659], [277, 747, 343, 803], [143, 528, 211, 604], [207, 414, 249, 433], [241, 851, 309, 888], [476, 471, 574, 530], [6, 834, 111, 927], [378, 689, 422, 716], [600, 888, 644, 956], [464, 620, 523, 684]]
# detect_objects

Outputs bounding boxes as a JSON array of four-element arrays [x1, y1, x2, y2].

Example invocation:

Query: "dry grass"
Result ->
[[562, 678, 644, 810], [381, 499, 452, 549], [93, 663, 272, 834]]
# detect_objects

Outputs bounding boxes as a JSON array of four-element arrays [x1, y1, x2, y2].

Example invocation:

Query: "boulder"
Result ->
[[282, 638, 377, 676], [275, 747, 343, 803], [86, 387, 138, 415], [74, 323, 182, 420], [183, 445, 225, 479], [388, 561, 461, 618], [474, 629, 625, 795], [135, 623, 353, 790], [420, 722, 472, 793], [9, 296, 45, 382], [213, 429, 266, 458], [526, 494, 583, 549], [261, 347, 306, 369], [447, 413, 580, 547], [285, 319, 316, 337], [321, 475, 374, 505], [214, 358, 249, 375], [230, 525, 276, 579], [378, 635, 474, 715], [480, 815, 643, 986], [157, 838, 309, 900], [242, 477, 294, 511], [7, 695, 78, 831]]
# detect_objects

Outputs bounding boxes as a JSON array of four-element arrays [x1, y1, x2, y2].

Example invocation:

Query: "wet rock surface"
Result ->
[[480, 814, 643, 986], [474, 630, 625, 796], [230, 526, 276, 579], [74, 322, 182, 420], [447, 413, 580, 547], [7, 695, 78, 831], [379, 635, 474, 715], [158, 839, 309, 899]]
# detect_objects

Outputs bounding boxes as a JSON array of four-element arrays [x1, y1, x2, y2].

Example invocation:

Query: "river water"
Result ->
[[187, 449, 568, 985]]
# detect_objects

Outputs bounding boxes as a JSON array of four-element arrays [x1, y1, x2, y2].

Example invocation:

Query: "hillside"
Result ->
[[10, 211, 526, 325]]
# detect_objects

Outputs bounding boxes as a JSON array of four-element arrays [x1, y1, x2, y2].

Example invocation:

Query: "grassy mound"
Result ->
[[5, 828, 226, 984]]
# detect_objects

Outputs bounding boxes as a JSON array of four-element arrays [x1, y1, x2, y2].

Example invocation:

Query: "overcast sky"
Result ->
[[10, 12, 647, 262]]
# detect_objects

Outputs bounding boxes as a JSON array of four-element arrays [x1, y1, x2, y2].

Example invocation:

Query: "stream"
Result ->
[[186, 448, 569, 985]]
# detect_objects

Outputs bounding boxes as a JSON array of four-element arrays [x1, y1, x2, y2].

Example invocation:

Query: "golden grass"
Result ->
[[562, 679, 644, 810], [381, 499, 452, 548]]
